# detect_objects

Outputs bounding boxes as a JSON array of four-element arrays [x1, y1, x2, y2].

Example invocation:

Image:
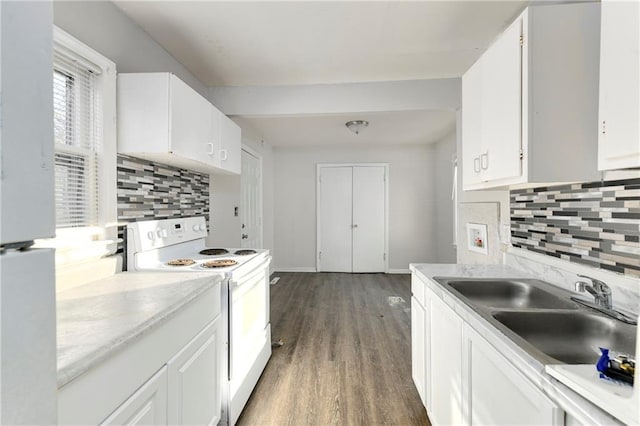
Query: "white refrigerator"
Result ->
[[0, 2, 57, 424]]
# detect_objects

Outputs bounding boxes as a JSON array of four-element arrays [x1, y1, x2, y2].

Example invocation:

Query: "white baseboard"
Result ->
[[387, 268, 411, 274], [272, 266, 317, 273]]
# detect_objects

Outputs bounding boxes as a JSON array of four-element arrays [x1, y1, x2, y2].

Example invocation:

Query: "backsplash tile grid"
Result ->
[[510, 178, 640, 277], [117, 155, 210, 258]]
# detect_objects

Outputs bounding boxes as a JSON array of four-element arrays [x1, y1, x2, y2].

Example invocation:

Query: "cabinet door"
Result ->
[[463, 325, 562, 425], [101, 367, 168, 425], [167, 319, 222, 426], [598, 0, 640, 170], [170, 75, 212, 161], [462, 56, 484, 188], [480, 16, 523, 183], [411, 296, 426, 405], [220, 116, 242, 174], [430, 294, 463, 426]]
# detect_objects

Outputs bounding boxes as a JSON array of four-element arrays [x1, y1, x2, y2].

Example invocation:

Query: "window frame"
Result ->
[[44, 27, 117, 264]]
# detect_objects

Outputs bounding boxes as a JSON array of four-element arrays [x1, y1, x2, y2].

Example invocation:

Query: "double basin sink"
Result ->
[[433, 277, 637, 365]]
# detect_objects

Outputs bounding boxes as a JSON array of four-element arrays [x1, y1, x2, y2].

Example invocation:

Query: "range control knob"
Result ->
[[199, 224, 207, 232], [147, 231, 155, 240], [157, 229, 168, 238], [192, 224, 200, 232]]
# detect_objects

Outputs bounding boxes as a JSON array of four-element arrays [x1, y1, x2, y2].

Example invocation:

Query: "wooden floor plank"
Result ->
[[237, 272, 430, 426]]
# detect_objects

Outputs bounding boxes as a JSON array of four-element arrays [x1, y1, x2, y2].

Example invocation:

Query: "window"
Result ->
[[37, 27, 117, 265], [53, 53, 101, 228]]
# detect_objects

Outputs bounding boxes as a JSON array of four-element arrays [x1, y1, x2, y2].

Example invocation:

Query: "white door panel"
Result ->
[[318, 165, 386, 273], [352, 166, 385, 272], [241, 150, 261, 248], [319, 167, 353, 272]]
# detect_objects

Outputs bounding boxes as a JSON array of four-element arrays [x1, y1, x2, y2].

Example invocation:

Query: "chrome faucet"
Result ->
[[572, 275, 637, 325], [574, 274, 612, 310]]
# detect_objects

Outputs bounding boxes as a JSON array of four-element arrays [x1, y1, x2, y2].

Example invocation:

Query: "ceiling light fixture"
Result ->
[[345, 120, 369, 135]]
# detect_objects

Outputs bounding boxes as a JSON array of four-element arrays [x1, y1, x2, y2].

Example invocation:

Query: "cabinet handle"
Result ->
[[220, 149, 228, 161], [474, 157, 481, 173], [207, 143, 214, 155], [481, 152, 489, 170]]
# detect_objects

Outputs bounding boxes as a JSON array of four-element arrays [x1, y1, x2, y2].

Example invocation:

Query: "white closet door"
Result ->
[[352, 166, 385, 272], [319, 167, 353, 272], [241, 149, 262, 248]]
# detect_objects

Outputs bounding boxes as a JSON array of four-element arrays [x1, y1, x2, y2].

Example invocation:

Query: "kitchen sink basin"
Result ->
[[492, 310, 637, 364], [436, 278, 578, 310]]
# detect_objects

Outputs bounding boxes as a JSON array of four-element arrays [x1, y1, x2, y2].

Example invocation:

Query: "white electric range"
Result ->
[[127, 217, 272, 425]]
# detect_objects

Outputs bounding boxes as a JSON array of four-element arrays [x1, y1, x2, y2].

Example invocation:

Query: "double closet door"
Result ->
[[317, 164, 387, 273]]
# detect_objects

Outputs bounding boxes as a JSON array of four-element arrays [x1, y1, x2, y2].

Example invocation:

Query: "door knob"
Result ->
[[241, 233, 248, 239]]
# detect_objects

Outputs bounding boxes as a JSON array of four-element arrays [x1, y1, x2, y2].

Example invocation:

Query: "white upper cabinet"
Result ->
[[462, 3, 601, 190], [169, 75, 213, 164], [463, 17, 522, 187], [220, 114, 242, 175], [118, 73, 240, 175], [598, 0, 640, 170], [461, 55, 484, 188]]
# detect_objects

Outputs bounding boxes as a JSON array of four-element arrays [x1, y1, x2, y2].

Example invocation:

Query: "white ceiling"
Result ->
[[111, 1, 529, 147], [234, 110, 456, 147], [113, 1, 529, 87]]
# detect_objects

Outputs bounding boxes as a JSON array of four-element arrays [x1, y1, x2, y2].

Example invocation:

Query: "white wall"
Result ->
[[53, 1, 207, 96], [273, 145, 440, 272], [433, 131, 457, 263]]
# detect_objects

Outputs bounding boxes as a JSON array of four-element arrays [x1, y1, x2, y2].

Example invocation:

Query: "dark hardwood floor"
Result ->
[[237, 272, 430, 426]]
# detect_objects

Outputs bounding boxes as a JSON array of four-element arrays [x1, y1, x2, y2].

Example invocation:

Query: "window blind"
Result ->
[[52, 50, 102, 228]]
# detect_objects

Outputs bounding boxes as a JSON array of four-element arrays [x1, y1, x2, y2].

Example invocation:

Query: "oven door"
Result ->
[[228, 255, 271, 412]]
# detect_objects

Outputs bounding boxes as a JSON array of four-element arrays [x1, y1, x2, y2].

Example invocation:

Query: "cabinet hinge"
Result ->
[[519, 35, 524, 46], [383, 253, 386, 261], [519, 149, 524, 160], [319, 251, 322, 260]]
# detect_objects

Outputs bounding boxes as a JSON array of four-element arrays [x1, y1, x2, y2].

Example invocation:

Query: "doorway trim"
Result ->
[[316, 163, 389, 273], [241, 145, 263, 248]]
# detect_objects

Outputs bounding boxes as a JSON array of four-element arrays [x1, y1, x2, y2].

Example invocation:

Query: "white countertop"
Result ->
[[56, 271, 222, 388], [409, 263, 635, 425]]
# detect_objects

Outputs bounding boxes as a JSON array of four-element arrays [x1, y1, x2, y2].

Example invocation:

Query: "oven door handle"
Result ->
[[228, 255, 272, 289]]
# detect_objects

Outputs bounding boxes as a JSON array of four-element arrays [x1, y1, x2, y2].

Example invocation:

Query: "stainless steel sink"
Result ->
[[492, 310, 637, 364], [436, 278, 578, 310], [432, 276, 638, 365]]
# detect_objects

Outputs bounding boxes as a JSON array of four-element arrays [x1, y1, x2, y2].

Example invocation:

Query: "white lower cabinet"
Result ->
[[463, 325, 563, 425], [429, 290, 464, 426], [58, 286, 223, 426], [99, 317, 222, 426], [411, 296, 426, 405], [167, 319, 222, 425], [101, 367, 168, 426], [411, 274, 565, 426]]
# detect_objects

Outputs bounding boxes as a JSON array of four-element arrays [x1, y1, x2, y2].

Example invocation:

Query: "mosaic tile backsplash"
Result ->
[[510, 178, 640, 277], [117, 155, 210, 257]]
